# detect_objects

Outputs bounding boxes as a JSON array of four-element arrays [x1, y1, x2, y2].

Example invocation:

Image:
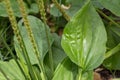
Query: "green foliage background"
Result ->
[[0, 0, 120, 80]]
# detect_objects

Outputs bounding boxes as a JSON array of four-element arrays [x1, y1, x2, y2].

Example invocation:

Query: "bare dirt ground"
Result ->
[[94, 68, 120, 80]]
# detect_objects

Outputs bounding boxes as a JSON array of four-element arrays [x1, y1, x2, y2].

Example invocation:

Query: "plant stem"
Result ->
[[17, 0, 47, 80], [77, 68, 82, 80], [4, 0, 34, 79], [44, 23, 54, 74], [105, 43, 120, 59], [78, 73, 82, 80], [97, 9, 120, 28], [37, 0, 54, 75], [52, 0, 70, 21]]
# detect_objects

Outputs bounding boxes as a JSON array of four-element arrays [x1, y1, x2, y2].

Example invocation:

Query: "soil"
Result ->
[[94, 68, 120, 80]]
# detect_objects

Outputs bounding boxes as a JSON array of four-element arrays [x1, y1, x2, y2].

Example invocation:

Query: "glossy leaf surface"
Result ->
[[61, 1, 107, 70]]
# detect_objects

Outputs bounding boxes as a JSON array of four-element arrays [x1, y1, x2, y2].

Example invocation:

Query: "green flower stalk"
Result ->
[[36, 0, 47, 23], [4, 0, 36, 79], [17, 0, 39, 61], [37, 0, 54, 74], [4, 0, 21, 44], [17, 0, 47, 80], [4, 0, 27, 79]]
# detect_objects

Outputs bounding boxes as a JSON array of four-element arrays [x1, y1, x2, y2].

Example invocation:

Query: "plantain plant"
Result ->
[[0, 0, 120, 80]]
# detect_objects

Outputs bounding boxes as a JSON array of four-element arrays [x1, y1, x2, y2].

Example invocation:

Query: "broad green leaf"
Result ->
[[52, 57, 77, 80], [0, 0, 38, 17], [14, 15, 53, 64], [99, 0, 120, 16], [0, 59, 25, 80], [44, 33, 66, 79], [61, 1, 107, 70]]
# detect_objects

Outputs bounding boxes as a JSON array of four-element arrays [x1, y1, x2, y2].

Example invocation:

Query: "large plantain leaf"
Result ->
[[61, 1, 107, 70], [14, 15, 53, 64], [0, 59, 25, 80], [52, 57, 77, 80], [99, 0, 120, 16]]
